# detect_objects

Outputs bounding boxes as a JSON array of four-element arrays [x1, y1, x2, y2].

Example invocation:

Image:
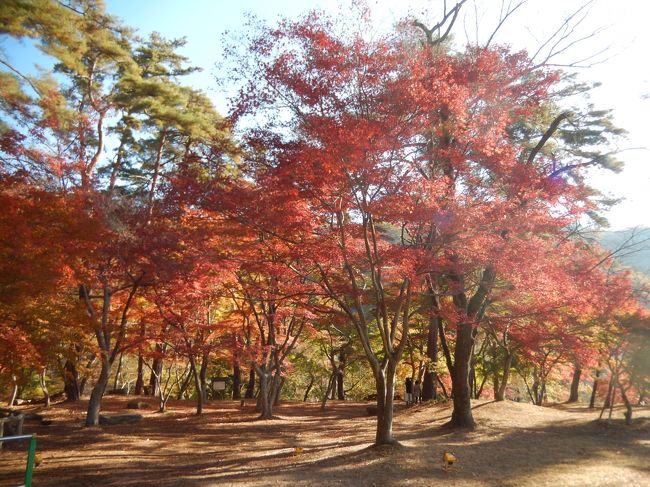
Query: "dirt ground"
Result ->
[[0, 396, 648, 486]]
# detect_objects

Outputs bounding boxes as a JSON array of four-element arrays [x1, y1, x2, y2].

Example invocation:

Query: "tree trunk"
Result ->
[[85, 357, 111, 426], [493, 373, 500, 401], [8, 375, 19, 407], [589, 369, 600, 408], [245, 367, 255, 399], [113, 352, 124, 392], [303, 375, 315, 402], [495, 352, 513, 402], [176, 362, 194, 400], [448, 322, 475, 428], [190, 356, 204, 415], [421, 303, 439, 401], [618, 382, 633, 425], [79, 375, 89, 397], [63, 360, 80, 401], [607, 380, 617, 420], [335, 370, 344, 400], [256, 365, 272, 419], [336, 351, 346, 400], [568, 365, 581, 403], [603, 374, 614, 409], [199, 352, 208, 401], [599, 373, 615, 420], [469, 364, 476, 399], [321, 372, 335, 410], [191, 352, 209, 415], [436, 375, 449, 399], [135, 353, 145, 395], [374, 361, 398, 445], [272, 375, 284, 407], [134, 320, 146, 395], [232, 364, 241, 400], [39, 369, 50, 407], [79, 354, 96, 397], [149, 355, 163, 397]]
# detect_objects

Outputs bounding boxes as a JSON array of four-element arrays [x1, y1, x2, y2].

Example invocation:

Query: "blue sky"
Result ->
[[3, 0, 648, 230]]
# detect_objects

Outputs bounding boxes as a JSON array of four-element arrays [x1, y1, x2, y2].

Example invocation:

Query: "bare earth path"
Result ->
[[1, 397, 648, 486]]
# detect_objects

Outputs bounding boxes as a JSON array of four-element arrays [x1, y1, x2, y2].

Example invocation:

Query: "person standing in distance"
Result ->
[[405, 377, 413, 405]]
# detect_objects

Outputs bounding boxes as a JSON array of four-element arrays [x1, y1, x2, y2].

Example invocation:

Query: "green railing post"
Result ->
[[24, 434, 37, 487]]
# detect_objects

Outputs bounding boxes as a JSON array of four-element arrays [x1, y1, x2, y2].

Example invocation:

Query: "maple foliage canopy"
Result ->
[[0, 0, 646, 443]]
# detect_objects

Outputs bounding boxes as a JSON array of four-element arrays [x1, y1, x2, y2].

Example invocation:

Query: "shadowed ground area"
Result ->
[[0, 397, 648, 486]]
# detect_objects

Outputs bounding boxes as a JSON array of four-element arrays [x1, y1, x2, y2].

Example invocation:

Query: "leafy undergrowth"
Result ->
[[0, 397, 648, 486]]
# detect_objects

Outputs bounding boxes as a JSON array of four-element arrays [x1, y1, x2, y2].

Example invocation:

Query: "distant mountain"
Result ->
[[598, 227, 650, 278]]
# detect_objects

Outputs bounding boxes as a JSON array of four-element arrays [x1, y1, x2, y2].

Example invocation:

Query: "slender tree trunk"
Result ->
[[422, 301, 439, 401], [599, 373, 614, 420], [245, 367, 255, 399], [149, 354, 163, 397], [200, 353, 209, 398], [79, 375, 89, 397], [608, 384, 616, 420], [8, 375, 19, 407], [448, 322, 475, 428], [85, 357, 111, 426], [475, 374, 488, 399], [469, 364, 476, 399], [232, 364, 241, 400], [589, 369, 600, 408], [303, 375, 315, 402], [39, 369, 50, 407], [189, 354, 208, 415], [146, 131, 167, 222], [495, 353, 513, 402], [436, 375, 449, 398], [135, 353, 145, 395], [63, 360, 80, 401], [135, 320, 146, 395], [79, 355, 96, 397], [113, 352, 124, 392], [194, 352, 209, 415], [336, 351, 346, 400], [176, 362, 194, 400], [335, 370, 344, 400], [568, 365, 581, 403], [321, 372, 335, 410], [618, 381, 633, 425], [603, 374, 614, 409]]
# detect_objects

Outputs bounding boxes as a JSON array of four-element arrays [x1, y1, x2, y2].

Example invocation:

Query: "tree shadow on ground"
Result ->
[[2, 400, 648, 487]]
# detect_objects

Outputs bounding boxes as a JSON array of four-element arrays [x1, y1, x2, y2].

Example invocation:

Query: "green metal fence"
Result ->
[[0, 434, 37, 487]]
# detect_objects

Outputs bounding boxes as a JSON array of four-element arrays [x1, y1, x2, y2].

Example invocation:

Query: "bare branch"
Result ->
[[526, 111, 572, 164], [485, 0, 528, 48], [0, 58, 42, 96], [528, 1, 609, 70], [413, 0, 468, 46]]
